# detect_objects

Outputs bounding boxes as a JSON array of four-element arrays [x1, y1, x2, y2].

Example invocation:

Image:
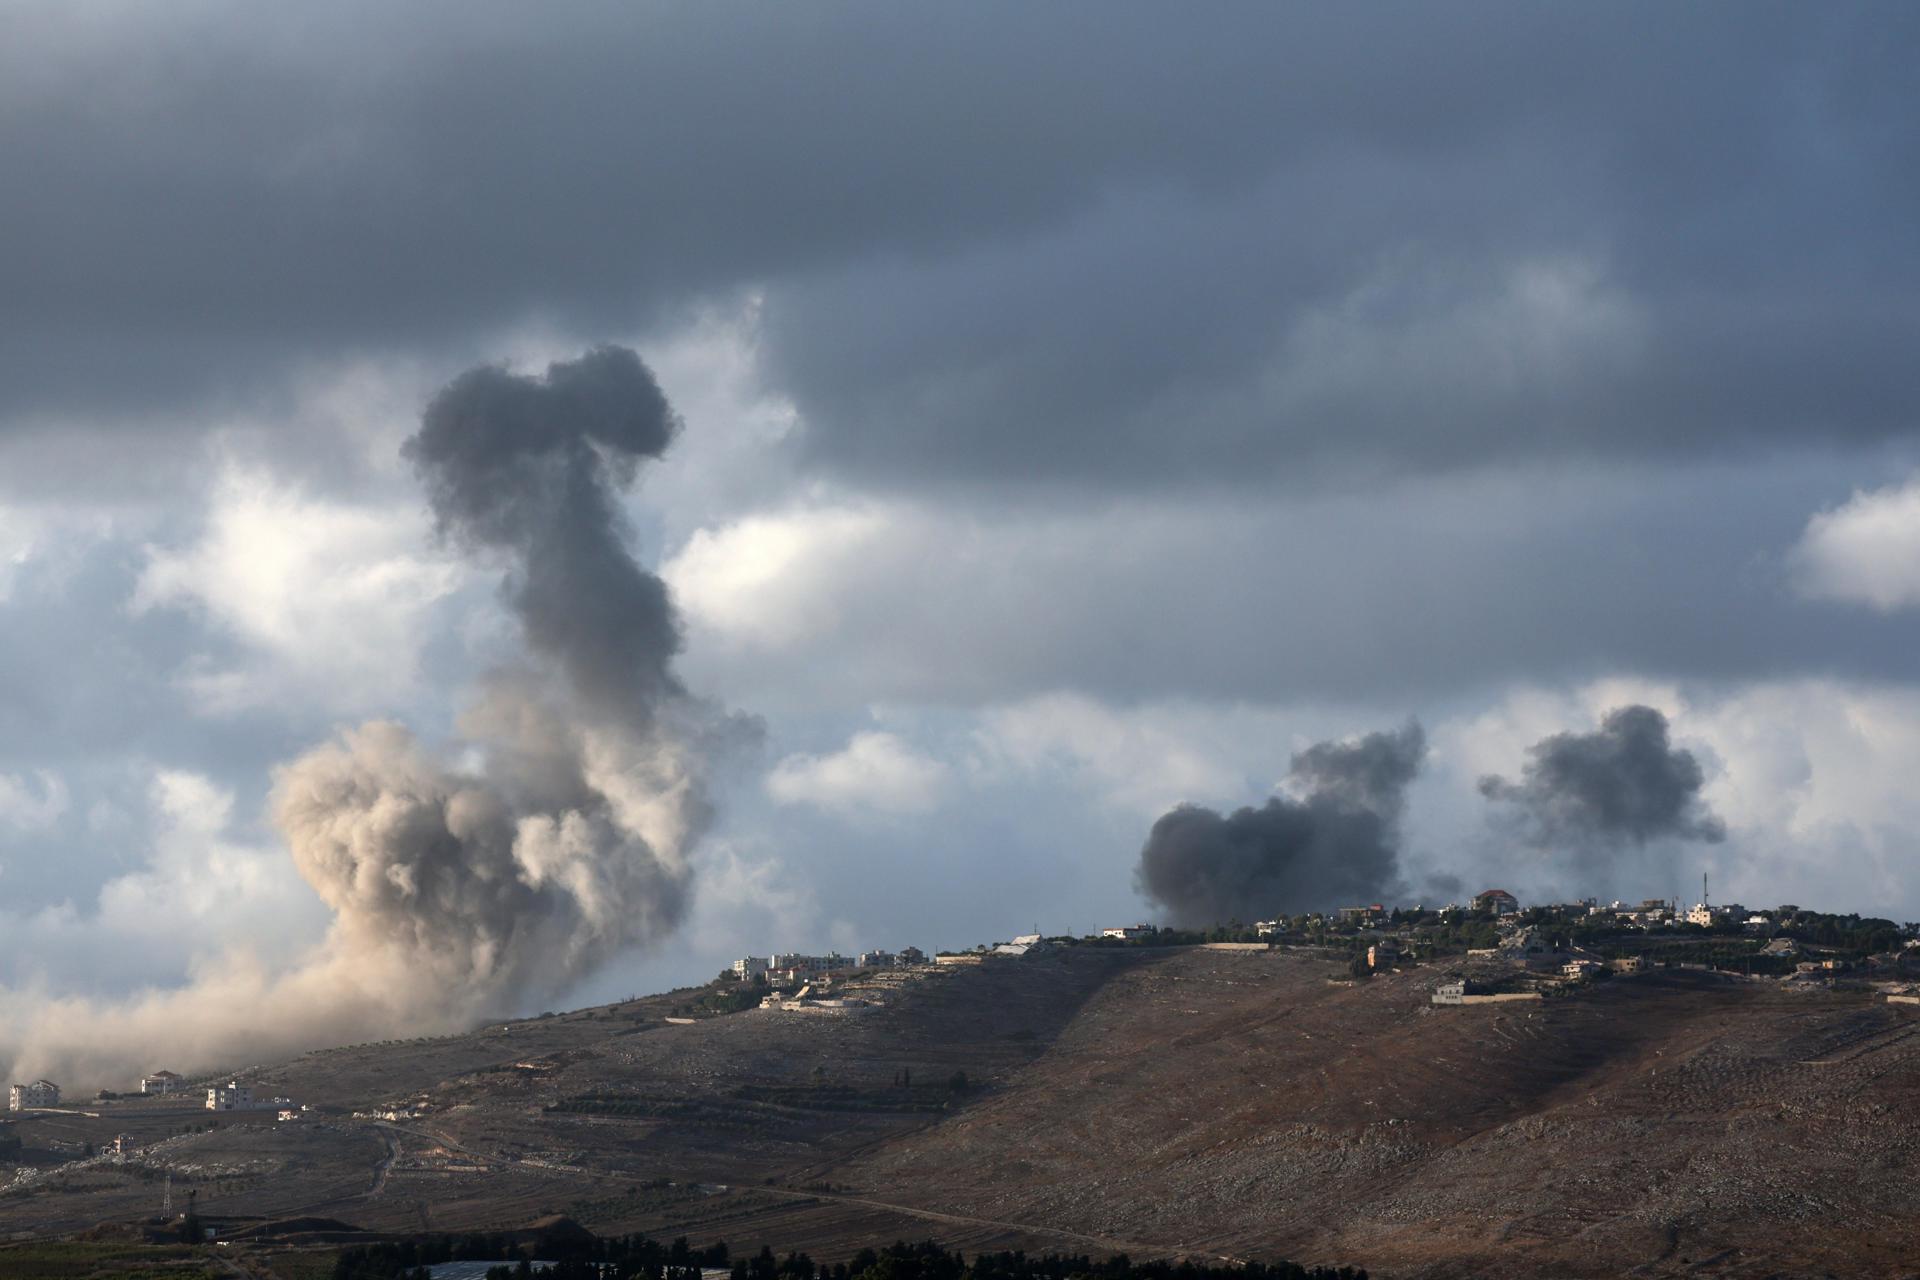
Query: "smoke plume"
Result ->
[[1478, 704, 1725, 850], [1, 347, 719, 1086], [1135, 722, 1425, 926]]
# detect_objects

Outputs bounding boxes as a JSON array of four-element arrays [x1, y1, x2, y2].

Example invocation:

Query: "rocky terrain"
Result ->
[[5, 947, 1920, 1278]]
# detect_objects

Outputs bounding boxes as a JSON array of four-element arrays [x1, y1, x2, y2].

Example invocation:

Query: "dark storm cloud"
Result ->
[[1135, 723, 1425, 926], [3, 3, 1917, 489], [1479, 705, 1726, 849], [405, 346, 682, 718]]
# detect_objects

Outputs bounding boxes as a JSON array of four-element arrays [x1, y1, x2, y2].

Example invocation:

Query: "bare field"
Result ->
[[7, 948, 1920, 1277]]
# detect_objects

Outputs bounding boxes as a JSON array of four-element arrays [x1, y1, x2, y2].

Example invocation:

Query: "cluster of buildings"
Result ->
[[732, 946, 928, 985]]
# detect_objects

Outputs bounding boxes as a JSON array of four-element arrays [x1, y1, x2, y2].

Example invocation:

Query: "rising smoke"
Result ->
[[1, 347, 721, 1086], [1478, 704, 1726, 851], [1134, 723, 1425, 926]]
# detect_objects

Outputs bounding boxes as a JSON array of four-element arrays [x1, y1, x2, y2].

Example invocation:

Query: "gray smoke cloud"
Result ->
[[1135, 722, 1425, 926], [405, 348, 683, 718], [1, 347, 717, 1087], [1478, 704, 1726, 850]]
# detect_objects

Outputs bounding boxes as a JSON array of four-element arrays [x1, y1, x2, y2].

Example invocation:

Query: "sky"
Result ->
[[3, 3, 1920, 1039]]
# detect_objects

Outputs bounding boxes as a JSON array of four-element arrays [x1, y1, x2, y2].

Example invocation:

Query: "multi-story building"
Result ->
[[206, 1081, 256, 1111], [7, 1080, 58, 1111], [140, 1070, 182, 1095]]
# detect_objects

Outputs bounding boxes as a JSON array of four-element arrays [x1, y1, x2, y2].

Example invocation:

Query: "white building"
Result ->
[[994, 933, 1047, 957], [857, 950, 895, 968], [206, 1080, 259, 1111], [1254, 919, 1282, 937], [1102, 924, 1154, 941], [1686, 903, 1715, 927], [730, 956, 769, 979], [7, 1080, 58, 1111], [140, 1070, 182, 1095]]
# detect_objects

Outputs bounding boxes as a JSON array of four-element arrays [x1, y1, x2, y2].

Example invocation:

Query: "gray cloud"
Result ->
[[1479, 705, 1726, 850], [1135, 722, 1425, 926], [1, 5, 1915, 494]]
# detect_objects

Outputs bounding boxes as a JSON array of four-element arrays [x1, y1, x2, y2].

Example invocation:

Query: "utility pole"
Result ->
[[163, 1172, 171, 1216]]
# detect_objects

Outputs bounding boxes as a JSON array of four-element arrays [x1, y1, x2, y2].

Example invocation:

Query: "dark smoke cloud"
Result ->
[[405, 346, 683, 718], [1478, 704, 1726, 849], [1135, 722, 1425, 926]]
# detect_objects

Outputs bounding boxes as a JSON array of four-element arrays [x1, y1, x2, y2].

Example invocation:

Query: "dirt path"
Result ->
[[366, 1125, 400, 1197], [378, 1120, 1235, 1262], [749, 1183, 1246, 1264]]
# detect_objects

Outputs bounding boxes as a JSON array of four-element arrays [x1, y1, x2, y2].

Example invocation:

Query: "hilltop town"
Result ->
[[7, 886, 1920, 1276]]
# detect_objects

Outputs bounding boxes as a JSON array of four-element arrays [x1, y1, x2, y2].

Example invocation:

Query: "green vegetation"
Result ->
[[671, 974, 768, 1019], [332, 1232, 1363, 1280], [0, 1241, 221, 1279], [334, 1231, 727, 1280]]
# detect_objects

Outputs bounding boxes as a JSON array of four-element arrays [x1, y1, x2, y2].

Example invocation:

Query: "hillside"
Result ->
[[4, 947, 1919, 1277]]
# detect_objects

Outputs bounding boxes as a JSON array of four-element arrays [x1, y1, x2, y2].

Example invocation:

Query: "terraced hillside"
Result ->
[[5, 947, 1920, 1278]]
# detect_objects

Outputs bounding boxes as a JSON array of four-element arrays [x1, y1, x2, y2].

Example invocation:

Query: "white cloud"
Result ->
[[972, 693, 1295, 818], [1790, 474, 1920, 610], [132, 465, 463, 712], [0, 769, 326, 997], [0, 769, 68, 831], [767, 730, 950, 817], [664, 503, 890, 650]]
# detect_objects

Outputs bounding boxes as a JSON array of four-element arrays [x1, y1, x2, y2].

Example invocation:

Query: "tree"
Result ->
[[947, 1071, 969, 1094]]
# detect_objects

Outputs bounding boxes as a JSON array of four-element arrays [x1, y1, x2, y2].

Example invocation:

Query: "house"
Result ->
[[140, 1070, 182, 1095], [1500, 926, 1560, 969], [278, 1108, 301, 1121], [857, 950, 894, 968], [730, 956, 769, 979], [994, 933, 1048, 957], [1612, 955, 1648, 974], [7, 1080, 58, 1111], [1760, 938, 1800, 957], [1338, 904, 1385, 923], [897, 946, 927, 965], [1254, 919, 1283, 937], [1471, 889, 1520, 916], [1101, 924, 1154, 941], [1432, 978, 1475, 1005], [206, 1080, 262, 1111], [1368, 939, 1401, 970], [1686, 903, 1715, 926], [1563, 959, 1604, 980]]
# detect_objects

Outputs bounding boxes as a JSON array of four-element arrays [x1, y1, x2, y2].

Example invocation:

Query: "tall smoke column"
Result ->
[[1134, 722, 1425, 926], [1, 346, 721, 1086], [404, 347, 683, 720]]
